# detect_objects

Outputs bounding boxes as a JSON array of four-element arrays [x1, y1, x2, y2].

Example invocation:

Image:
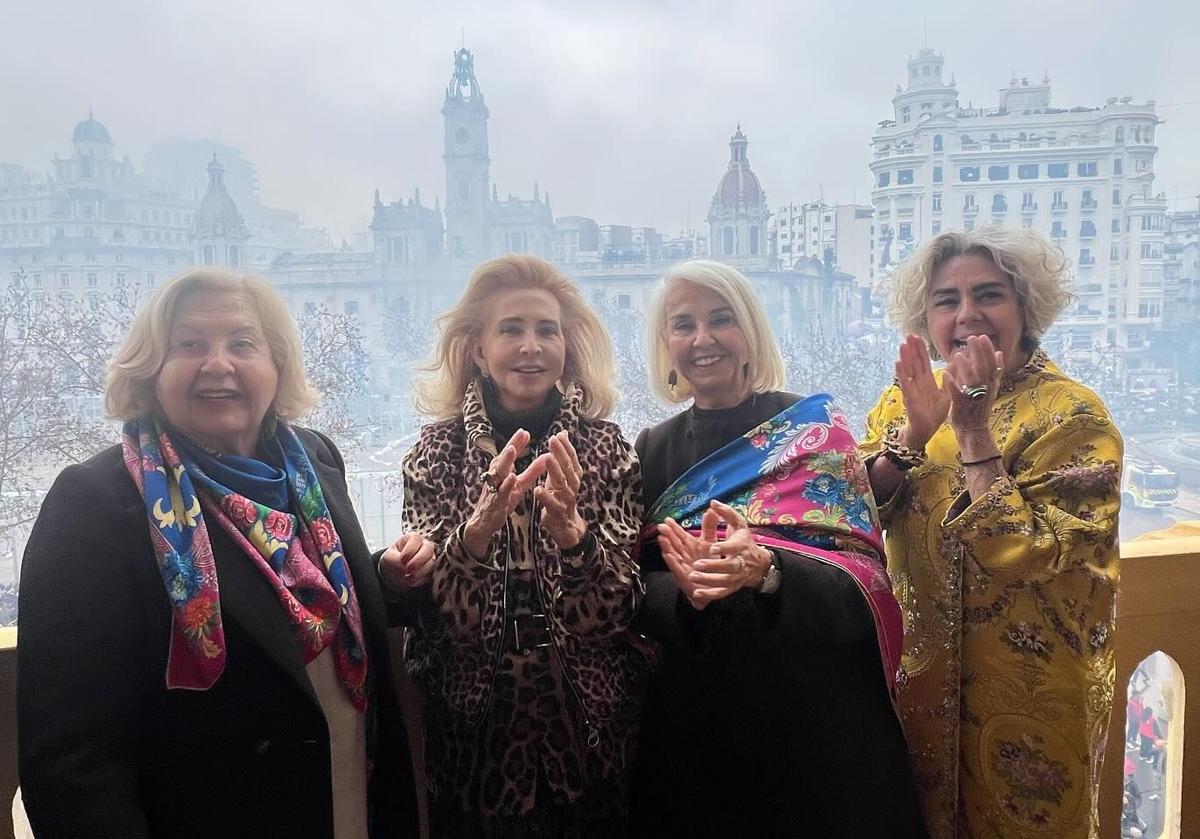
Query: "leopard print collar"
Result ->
[[462, 378, 585, 454]]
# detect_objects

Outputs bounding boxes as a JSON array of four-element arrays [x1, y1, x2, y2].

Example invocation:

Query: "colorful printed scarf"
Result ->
[[121, 417, 369, 710], [644, 393, 904, 697]]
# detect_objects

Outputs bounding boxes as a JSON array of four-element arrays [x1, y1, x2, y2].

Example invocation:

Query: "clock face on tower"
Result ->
[[454, 127, 470, 145]]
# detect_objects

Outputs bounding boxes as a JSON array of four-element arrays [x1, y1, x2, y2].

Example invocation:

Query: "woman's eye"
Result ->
[[538, 325, 560, 337], [500, 324, 521, 335], [670, 321, 693, 334], [711, 315, 734, 327]]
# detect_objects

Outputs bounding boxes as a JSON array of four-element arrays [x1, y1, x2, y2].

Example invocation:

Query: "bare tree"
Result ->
[[296, 305, 371, 454]]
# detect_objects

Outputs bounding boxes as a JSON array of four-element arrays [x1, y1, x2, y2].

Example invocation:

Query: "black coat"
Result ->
[[17, 429, 419, 839], [630, 394, 926, 839]]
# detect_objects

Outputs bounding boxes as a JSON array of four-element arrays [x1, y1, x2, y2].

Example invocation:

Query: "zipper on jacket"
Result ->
[[529, 492, 601, 749], [472, 517, 510, 729]]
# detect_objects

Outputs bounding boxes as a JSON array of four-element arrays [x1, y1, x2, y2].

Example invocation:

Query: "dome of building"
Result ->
[[72, 111, 112, 145], [712, 125, 764, 209], [196, 155, 246, 236]]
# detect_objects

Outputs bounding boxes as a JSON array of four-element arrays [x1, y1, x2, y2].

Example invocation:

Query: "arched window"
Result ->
[[1124, 651, 1185, 838]]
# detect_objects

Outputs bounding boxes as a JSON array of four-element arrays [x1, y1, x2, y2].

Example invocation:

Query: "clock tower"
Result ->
[[442, 47, 491, 262]]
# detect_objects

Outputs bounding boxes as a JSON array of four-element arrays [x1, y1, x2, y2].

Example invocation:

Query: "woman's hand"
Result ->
[[686, 500, 772, 604], [894, 334, 951, 450], [943, 334, 1005, 442], [535, 430, 589, 550], [378, 532, 436, 591], [463, 428, 547, 558], [656, 509, 719, 610]]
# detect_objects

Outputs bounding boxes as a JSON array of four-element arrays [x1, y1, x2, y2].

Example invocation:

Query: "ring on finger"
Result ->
[[481, 471, 499, 490], [961, 384, 989, 400], [738, 556, 746, 573]]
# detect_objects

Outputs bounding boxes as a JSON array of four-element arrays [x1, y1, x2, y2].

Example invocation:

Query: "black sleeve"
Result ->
[[17, 463, 154, 838], [373, 546, 437, 627]]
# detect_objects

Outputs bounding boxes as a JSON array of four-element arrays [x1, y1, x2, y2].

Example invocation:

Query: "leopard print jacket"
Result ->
[[401, 380, 647, 813]]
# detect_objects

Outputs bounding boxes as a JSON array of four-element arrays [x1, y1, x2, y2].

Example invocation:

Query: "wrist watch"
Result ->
[[757, 552, 782, 595]]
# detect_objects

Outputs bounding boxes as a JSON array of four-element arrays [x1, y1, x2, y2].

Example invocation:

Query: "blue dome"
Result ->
[[72, 113, 112, 145]]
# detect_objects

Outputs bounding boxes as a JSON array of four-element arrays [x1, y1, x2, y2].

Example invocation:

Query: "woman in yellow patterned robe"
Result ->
[[861, 226, 1123, 838]]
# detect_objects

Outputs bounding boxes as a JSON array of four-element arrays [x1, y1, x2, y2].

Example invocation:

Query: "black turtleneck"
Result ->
[[480, 377, 563, 444]]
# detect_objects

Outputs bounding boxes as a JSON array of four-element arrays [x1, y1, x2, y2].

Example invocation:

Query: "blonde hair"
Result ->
[[105, 268, 318, 421], [414, 254, 617, 420], [888, 225, 1074, 359], [646, 259, 786, 403]]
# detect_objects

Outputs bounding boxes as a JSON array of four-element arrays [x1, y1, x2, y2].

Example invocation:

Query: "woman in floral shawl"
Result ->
[[17, 269, 418, 838], [863, 226, 1123, 838], [630, 260, 924, 838]]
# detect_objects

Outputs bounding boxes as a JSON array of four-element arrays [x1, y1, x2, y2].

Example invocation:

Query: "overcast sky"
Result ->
[[3, 0, 1198, 240]]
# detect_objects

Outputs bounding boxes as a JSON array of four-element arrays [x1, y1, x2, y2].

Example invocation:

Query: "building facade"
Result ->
[[869, 48, 1166, 361], [1, 113, 194, 298], [707, 126, 770, 271]]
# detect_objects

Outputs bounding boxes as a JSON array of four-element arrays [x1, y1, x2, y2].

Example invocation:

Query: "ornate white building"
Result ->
[[869, 49, 1166, 360], [0, 113, 194, 296], [195, 155, 250, 268]]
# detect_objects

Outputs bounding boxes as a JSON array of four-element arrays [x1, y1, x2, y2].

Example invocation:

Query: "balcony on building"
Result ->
[[1081, 221, 1098, 240], [1021, 200, 1038, 214], [1051, 199, 1069, 212], [991, 196, 1007, 214], [1077, 282, 1104, 295], [4, 535, 1198, 836], [1079, 255, 1097, 266], [963, 201, 979, 216], [1082, 199, 1099, 211]]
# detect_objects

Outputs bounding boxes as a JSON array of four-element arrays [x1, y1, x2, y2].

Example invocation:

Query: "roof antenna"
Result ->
[[461, 27, 466, 49]]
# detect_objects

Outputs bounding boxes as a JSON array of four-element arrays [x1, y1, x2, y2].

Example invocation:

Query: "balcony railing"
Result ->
[[1052, 201, 1069, 212], [2, 539, 1199, 836], [1082, 199, 1099, 210]]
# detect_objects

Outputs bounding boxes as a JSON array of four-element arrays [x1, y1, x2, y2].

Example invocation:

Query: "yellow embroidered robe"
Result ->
[[861, 351, 1123, 839]]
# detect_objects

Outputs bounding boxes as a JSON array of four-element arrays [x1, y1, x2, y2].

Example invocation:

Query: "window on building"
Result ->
[[933, 166, 943, 184], [1079, 248, 1093, 265], [1114, 158, 1123, 175], [964, 193, 976, 211], [1051, 221, 1066, 238], [1082, 189, 1096, 209], [959, 166, 980, 182], [723, 227, 734, 255], [932, 221, 942, 235], [1141, 243, 1154, 258], [877, 172, 890, 188], [203, 244, 215, 265], [1110, 244, 1120, 260], [933, 134, 943, 151], [1077, 161, 1099, 177], [932, 192, 942, 212], [898, 222, 912, 241], [964, 219, 975, 231], [749, 227, 759, 255], [1112, 188, 1121, 206], [1115, 126, 1125, 143], [1052, 190, 1066, 209], [1047, 162, 1069, 178], [992, 193, 1007, 213], [1081, 221, 1096, 238], [1021, 191, 1035, 209], [897, 169, 913, 185], [146, 272, 156, 286], [901, 106, 910, 124], [1111, 218, 1121, 233], [59, 273, 69, 287], [988, 165, 1010, 181], [87, 273, 98, 287]]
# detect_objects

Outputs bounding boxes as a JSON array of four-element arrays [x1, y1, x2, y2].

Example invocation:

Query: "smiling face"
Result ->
[[925, 253, 1027, 374], [663, 280, 752, 409], [473, 286, 567, 412], [154, 290, 280, 457]]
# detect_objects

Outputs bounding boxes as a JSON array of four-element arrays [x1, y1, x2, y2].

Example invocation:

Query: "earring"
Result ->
[[667, 369, 678, 391], [742, 362, 750, 378], [479, 366, 490, 379]]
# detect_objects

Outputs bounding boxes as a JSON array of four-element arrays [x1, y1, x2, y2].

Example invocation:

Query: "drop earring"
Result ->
[[742, 362, 750, 378], [667, 368, 678, 391]]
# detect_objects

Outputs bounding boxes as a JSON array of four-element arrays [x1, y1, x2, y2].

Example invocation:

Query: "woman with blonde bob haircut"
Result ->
[[19, 267, 419, 838], [381, 254, 646, 837], [645, 259, 785, 403], [861, 225, 1123, 837], [630, 260, 923, 838]]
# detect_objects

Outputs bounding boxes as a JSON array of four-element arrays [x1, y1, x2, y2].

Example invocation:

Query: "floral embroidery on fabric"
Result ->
[[992, 734, 1073, 826], [644, 393, 904, 697]]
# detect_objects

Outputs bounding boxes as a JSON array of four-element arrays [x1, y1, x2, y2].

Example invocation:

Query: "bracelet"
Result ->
[[961, 455, 1003, 467], [881, 426, 926, 472]]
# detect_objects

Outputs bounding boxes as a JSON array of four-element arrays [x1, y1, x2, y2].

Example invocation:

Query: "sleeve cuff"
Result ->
[[444, 522, 504, 576], [941, 473, 1013, 532]]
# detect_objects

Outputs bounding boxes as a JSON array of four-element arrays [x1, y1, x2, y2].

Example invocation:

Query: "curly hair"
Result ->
[[413, 254, 617, 420], [887, 225, 1075, 359]]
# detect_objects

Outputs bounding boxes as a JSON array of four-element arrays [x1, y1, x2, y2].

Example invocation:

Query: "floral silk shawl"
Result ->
[[644, 393, 904, 698], [121, 417, 369, 710]]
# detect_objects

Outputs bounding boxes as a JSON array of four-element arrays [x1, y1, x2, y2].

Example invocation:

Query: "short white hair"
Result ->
[[646, 260, 786, 403]]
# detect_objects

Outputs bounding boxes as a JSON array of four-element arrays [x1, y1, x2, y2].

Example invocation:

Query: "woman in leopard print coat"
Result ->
[[378, 255, 646, 838]]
